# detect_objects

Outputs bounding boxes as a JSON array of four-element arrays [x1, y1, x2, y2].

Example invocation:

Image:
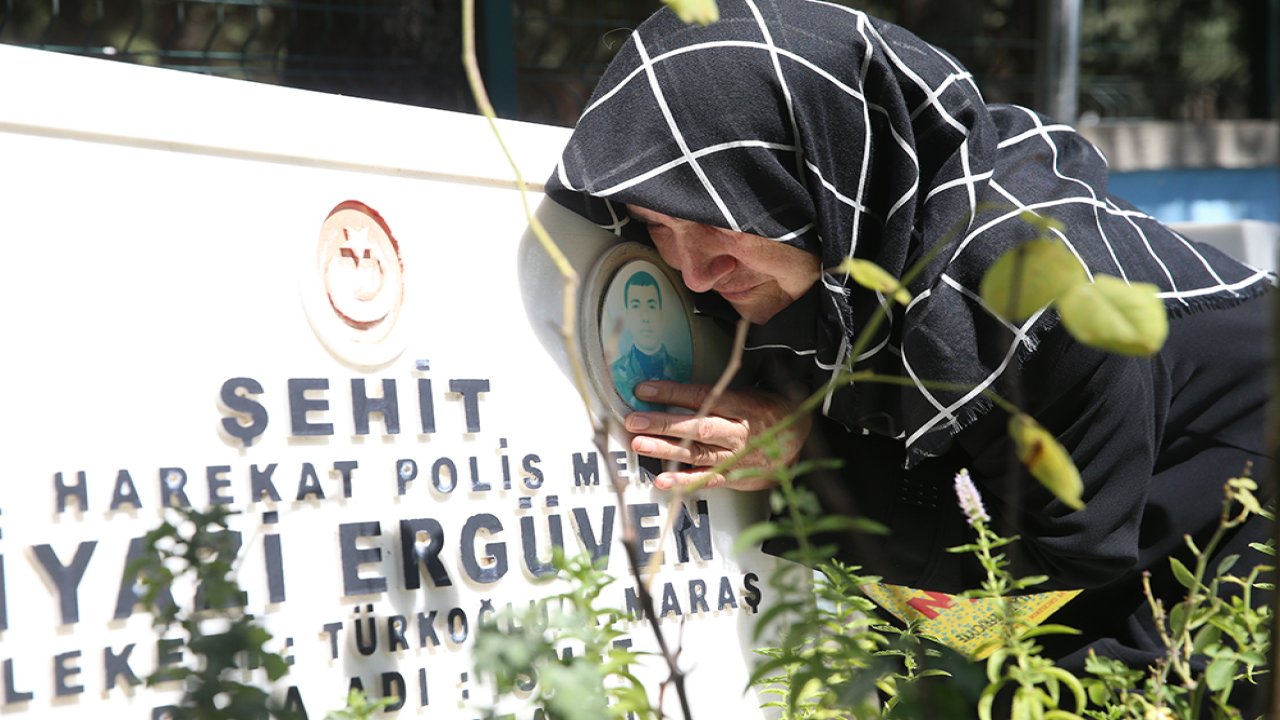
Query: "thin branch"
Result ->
[[646, 317, 750, 584], [1269, 290, 1280, 719], [461, 0, 594, 423], [595, 420, 696, 720], [460, 3, 694, 716]]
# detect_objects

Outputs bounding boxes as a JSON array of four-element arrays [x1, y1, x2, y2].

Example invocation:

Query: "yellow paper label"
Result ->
[[859, 583, 1081, 659]]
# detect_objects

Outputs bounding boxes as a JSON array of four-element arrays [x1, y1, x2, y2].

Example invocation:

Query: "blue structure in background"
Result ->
[[1109, 167, 1280, 223]]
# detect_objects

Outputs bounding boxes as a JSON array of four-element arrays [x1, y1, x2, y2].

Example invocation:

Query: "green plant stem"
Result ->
[[1271, 275, 1280, 720], [690, 366, 1022, 493], [592, 417, 695, 719], [460, 0, 593, 423], [1168, 487, 1244, 688], [648, 317, 751, 582], [461, 4, 693, 717]]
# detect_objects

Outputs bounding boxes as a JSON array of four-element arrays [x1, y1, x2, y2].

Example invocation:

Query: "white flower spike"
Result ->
[[954, 469, 990, 526]]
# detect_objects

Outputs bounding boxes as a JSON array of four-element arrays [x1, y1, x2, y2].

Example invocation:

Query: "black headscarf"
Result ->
[[546, 0, 1272, 466]]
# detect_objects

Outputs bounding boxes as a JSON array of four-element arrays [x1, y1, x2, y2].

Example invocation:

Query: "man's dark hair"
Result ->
[[623, 269, 662, 308]]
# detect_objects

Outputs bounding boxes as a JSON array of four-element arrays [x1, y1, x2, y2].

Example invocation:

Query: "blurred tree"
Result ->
[[1078, 0, 1253, 120], [846, 0, 1263, 121], [0, 0, 1272, 124], [511, 0, 661, 124], [280, 0, 472, 111]]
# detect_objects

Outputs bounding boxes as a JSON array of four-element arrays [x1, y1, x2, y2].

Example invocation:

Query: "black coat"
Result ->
[[546, 0, 1276, 695], [753, 288, 1272, 677]]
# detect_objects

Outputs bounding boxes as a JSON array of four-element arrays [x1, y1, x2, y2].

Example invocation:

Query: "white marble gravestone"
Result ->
[[0, 44, 782, 719]]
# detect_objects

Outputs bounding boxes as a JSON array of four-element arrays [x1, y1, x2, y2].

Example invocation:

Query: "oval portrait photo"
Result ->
[[600, 260, 693, 411]]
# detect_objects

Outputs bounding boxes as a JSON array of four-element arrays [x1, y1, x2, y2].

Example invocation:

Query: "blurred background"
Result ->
[[2, 0, 1276, 233]]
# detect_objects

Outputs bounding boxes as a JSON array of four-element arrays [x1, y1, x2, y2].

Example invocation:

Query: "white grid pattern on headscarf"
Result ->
[[547, 0, 1274, 463]]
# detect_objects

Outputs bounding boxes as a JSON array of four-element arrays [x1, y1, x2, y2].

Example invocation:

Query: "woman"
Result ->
[[545, 0, 1273, 686]]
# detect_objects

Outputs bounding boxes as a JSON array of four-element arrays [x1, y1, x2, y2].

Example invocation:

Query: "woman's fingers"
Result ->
[[633, 381, 760, 420], [629, 432, 737, 466], [652, 469, 726, 490], [623, 382, 812, 492], [634, 381, 716, 412], [652, 469, 776, 492], [625, 411, 745, 448]]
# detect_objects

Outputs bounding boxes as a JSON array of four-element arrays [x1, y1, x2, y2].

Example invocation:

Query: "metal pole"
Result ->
[[1046, 0, 1081, 125], [1270, 0, 1279, 117]]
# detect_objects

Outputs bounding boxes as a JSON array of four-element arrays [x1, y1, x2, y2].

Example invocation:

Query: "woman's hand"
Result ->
[[623, 381, 810, 491]]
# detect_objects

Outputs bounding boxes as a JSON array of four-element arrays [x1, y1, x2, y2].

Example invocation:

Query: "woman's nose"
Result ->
[[681, 252, 737, 293], [669, 225, 737, 293]]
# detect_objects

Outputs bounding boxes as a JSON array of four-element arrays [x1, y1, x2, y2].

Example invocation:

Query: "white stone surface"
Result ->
[[0, 45, 783, 719], [1172, 220, 1280, 272], [1078, 120, 1280, 171]]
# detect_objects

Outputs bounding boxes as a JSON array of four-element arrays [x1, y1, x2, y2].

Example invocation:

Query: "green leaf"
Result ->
[[980, 237, 1086, 321], [1056, 275, 1168, 356], [839, 258, 913, 304], [1011, 575, 1051, 590], [1008, 413, 1084, 510], [662, 0, 719, 25], [787, 670, 821, 714], [1208, 615, 1250, 646], [1170, 602, 1189, 637], [747, 657, 795, 688], [986, 648, 1010, 684], [1204, 657, 1237, 692], [1019, 624, 1082, 640], [978, 682, 1003, 720], [1228, 475, 1258, 491], [1010, 690, 1033, 720], [1044, 667, 1087, 711], [808, 514, 889, 536], [733, 521, 783, 553], [751, 601, 807, 642], [1241, 650, 1267, 667], [1169, 557, 1198, 590], [263, 654, 290, 682], [1217, 554, 1240, 576], [1235, 489, 1264, 516]]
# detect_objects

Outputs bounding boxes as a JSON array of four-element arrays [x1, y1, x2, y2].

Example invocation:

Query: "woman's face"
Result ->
[[627, 205, 821, 325]]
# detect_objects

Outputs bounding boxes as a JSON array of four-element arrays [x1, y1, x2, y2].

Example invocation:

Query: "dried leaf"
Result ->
[[1008, 413, 1084, 510], [980, 238, 1086, 321], [1056, 275, 1168, 356]]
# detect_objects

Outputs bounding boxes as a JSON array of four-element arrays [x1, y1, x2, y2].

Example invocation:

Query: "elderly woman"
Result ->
[[546, 0, 1272, 687]]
